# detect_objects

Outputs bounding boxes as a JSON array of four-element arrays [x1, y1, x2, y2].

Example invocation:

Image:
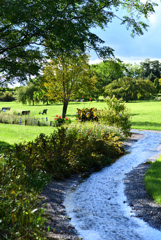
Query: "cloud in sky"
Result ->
[[89, 1, 161, 64]]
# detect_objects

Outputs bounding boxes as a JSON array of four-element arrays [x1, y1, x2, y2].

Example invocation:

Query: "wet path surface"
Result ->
[[64, 131, 161, 240]]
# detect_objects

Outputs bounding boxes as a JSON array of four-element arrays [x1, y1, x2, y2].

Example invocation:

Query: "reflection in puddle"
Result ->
[[64, 131, 161, 240]]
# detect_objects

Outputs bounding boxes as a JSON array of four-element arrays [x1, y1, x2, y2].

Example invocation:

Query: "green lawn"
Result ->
[[1, 100, 161, 149], [126, 100, 161, 130], [0, 101, 107, 150], [145, 156, 161, 205]]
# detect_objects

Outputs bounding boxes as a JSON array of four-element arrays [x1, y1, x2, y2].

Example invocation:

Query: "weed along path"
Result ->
[[64, 131, 161, 240]]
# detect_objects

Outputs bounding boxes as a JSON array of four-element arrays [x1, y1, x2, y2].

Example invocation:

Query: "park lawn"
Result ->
[[126, 100, 161, 131], [145, 156, 161, 205], [0, 100, 107, 123], [1, 99, 161, 150], [0, 101, 107, 153]]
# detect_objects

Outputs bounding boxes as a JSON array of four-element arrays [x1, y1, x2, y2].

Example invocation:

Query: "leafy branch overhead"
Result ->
[[0, 0, 158, 85]]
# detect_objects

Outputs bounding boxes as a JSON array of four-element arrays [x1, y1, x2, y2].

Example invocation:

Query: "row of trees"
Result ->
[[16, 55, 161, 118]]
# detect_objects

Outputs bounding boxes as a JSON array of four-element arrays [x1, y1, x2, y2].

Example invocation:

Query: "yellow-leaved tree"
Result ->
[[43, 54, 97, 118]]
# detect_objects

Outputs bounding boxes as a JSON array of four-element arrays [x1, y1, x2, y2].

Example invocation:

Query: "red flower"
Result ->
[[54, 118, 57, 120], [59, 116, 61, 119], [56, 115, 58, 117]]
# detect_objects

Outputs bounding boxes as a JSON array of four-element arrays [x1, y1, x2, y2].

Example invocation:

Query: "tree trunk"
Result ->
[[62, 100, 69, 118]]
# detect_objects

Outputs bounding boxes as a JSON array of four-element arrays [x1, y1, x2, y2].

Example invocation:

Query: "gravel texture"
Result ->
[[40, 131, 161, 239]]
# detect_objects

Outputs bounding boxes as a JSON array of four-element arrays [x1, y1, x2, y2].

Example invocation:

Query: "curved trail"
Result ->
[[64, 131, 161, 240]]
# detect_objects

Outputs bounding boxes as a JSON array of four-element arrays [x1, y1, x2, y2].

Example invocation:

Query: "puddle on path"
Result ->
[[64, 131, 161, 240]]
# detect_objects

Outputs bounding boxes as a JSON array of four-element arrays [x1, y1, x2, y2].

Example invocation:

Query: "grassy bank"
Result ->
[[145, 156, 161, 205]]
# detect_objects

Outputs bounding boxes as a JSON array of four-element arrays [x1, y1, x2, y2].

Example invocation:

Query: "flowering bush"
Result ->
[[76, 107, 98, 122], [53, 115, 71, 127]]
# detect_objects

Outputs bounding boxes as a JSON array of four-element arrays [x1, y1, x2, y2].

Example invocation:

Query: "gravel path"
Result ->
[[40, 131, 161, 239]]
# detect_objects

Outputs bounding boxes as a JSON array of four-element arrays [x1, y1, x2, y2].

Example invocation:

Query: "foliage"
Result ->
[[123, 62, 143, 79], [103, 77, 157, 102], [0, 125, 125, 238], [0, 0, 158, 85], [53, 115, 71, 127], [43, 54, 97, 118], [140, 59, 161, 81], [0, 111, 50, 126], [66, 121, 126, 141], [2, 92, 15, 102], [76, 107, 98, 122], [97, 96, 132, 137], [16, 82, 41, 105], [154, 78, 160, 93], [90, 58, 126, 96]]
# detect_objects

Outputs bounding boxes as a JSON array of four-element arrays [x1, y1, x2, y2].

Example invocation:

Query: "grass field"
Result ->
[[1, 100, 161, 149], [126, 100, 161, 131]]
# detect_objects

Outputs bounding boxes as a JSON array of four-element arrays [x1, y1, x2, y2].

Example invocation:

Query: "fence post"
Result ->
[[19, 118, 21, 125], [25, 120, 27, 125], [50, 121, 52, 126], [38, 120, 40, 126]]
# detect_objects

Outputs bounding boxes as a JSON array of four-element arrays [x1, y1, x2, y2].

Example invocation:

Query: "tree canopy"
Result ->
[[140, 59, 161, 81], [43, 54, 97, 118], [0, 0, 158, 85], [103, 77, 157, 101], [90, 58, 126, 96]]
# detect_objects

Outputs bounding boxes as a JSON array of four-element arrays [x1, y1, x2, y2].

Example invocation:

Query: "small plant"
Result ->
[[97, 96, 132, 137], [53, 115, 71, 127], [76, 107, 98, 122]]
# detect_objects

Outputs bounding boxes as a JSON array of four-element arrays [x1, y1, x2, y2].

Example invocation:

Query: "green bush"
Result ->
[[2, 92, 15, 101], [97, 96, 132, 137], [0, 126, 125, 239]]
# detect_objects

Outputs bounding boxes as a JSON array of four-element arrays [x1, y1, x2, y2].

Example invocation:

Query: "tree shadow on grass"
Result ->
[[132, 121, 161, 129]]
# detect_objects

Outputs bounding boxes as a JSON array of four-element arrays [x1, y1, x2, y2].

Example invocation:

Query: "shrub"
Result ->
[[97, 96, 131, 137], [0, 126, 125, 239], [76, 107, 98, 122], [2, 91, 15, 101]]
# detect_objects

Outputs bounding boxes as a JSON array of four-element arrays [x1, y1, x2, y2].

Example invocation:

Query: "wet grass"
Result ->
[[145, 156, 161, 205]]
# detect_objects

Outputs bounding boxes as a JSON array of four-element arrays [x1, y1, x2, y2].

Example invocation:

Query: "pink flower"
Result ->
[[65, 117, 67, 120], [54, 118, 57, 120], [56, 115, 58, 117]]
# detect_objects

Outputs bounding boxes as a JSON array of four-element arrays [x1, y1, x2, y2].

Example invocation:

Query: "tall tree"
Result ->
[[43, 54, 97, 118], [90, 58, 126, 95], [16, 82, 40, 105], [123, 63, 143, 79], [0, 0, 158, 85], [140, 59, 161, 81]]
